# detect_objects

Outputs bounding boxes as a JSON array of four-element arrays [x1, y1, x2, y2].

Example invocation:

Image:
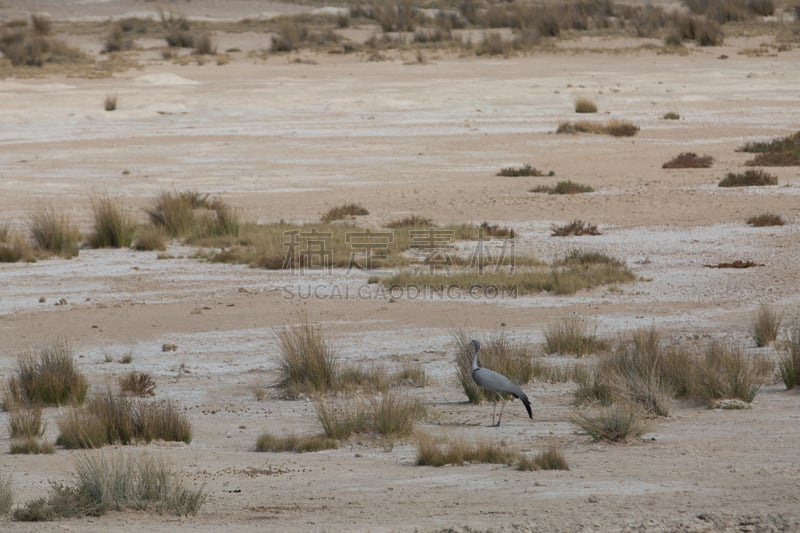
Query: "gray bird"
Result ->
[[470, 339, 532, 427]]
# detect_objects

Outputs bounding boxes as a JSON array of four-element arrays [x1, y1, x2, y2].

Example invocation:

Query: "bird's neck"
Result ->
[[471, 350, 479, 371]]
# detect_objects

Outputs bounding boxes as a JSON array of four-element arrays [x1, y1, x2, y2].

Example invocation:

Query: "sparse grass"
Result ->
[[5, 340, 88, 407], [56, 389, 192, 448], [454, 331, 533, 404], [497, 163, 553, 177], [556, 120, 639, 137], [530, 180, 594, 194], [753, 305, 781, 347], [372, 393, 425, 438], [146, 191, 239, 239], [571, 403, 650, 442], [104, 22, 134, 53], [415, 433, 520, 467], [13, 453, 205, 520], [574, 97, 597, 113], [739, 131, 800, 166], [746, 213, 784, 227], [276, 318, 338, 397], [662, 152, 714, 169], [119, 354, 133, 364], [718, 169, 778, 187], [0, 226, 36, 262], [9, 437, 54, 455], [385, 215, 434, 228], [321, 202, 369, 223], [88, 196, 134, 248], [779, 325, 800, 389], [119, 371, 156, 397], [104, 94, 117, 111], [162, 11, 194, 48], [544, 315, 608, 356], [0, 16, 86, 67], [254, 432, 338, 452], [316, 398, 373, 440], [316, 393, 424, 440], [8, 406, 45, 439], [132, 225, 167, 251], [393, 360, 427, 387], [551, 220, 601, 237], [516, 445, 570, 471], [693, 341, 771, 405], [479, 221, 515, 238], [663, 111, 681, 120], [0, 473, 11, 515], [28, 208, 80, 258]]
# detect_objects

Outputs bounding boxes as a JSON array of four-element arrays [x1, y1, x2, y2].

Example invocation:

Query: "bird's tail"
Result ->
[[518, 393, 532, 419]]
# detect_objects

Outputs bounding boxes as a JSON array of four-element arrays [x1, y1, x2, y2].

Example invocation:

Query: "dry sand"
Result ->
[[1, 3, 800, 532]]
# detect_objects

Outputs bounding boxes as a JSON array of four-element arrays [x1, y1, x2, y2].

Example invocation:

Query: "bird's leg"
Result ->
[[496, 396, 507, 427], [490, 398, 497, 426]]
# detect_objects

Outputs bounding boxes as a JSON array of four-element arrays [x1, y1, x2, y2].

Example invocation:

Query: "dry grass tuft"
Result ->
[[276, 318, 338, 397], [530, 180, 594, 194], [0, 16, 86, 67], [551, 220, 601, 237], [7, 406, 53, 454], [516, 445, 570, 471], [28, 208, 81, 258], [316, 393, 424, 440], [544, 315, 608, 356], [0, 473, 11, 515], [779, 325, 800, 389], [752, 305, 781, 347], [693, 341, 771, 405], [104, 94, 117, 111], [662, 152, 713, 169], [145, 191, 239, 239], [415, 432, 520, 467], [662, 111, 681, 120], [5, 340, 88, 407], [479, 221, 515, 238], [385, 215, 434, 228], [132, 225, 167, 251], [0, 225, 36, 262], [570, 403, 650, 442], [118, 371, 156, 397], [321, 202, 369, 223], [574, 97, 597, 113], [556, 120, 639, 137], [255, 432, 338, 452], [316, 398, 373, 440], [497, 163, 553, 177], [718, 169, 778, 187], [746, 213, 784, 227], [88, 196, 134, 248]]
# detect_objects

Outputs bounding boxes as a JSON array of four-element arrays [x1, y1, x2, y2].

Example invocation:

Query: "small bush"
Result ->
[[28, 208, 80, 257], [276, 318, 338, 397], [385, 215, 434, 228], [372, 393, 425, 438], [570, 403, 649, 442], [89, 196, 134, 248], [497, 163, 552, 177], [746, 213, 784, 227], [663, 111, 680, 120], [415, 433, 520, 467], [104, 94, 117, 111], [574, 97, 597, 113], [718, 169, 778, 187], [321, 202, 369, 223], [255, 432, 338, 452], [5, 340, 88, 407], [753, 305, 781, 347], [516, 445, 569, 471], [556, 120, 639, 137], [454, 331, 533, 404], [0, 474, 11, 515], [530, 180, 594, 194], [132, 225, 167, 251], [119, 371, 156, 397], [662, 152, 713, 169], [544, 315, 608, 356], [316, 398, 373, 440], [779, 326, 800, 389], [551, 220, 601, 237], [740, 131, 800, 166]]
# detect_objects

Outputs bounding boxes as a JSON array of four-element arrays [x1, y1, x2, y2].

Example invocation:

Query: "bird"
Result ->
[[470, 339, 532, 427]]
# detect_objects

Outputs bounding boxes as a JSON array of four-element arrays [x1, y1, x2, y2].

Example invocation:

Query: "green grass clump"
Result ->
[[753, 305, 781, 347], [718, 169, 778, 187], [551, 220, 601, 237], [530, 180, 594, 194], [28, 208, 80, 258], [544, 315, 608, 356], [779, 325, 800, 389], [321, 202, 369, 223], [454, 331, 533, 404], [255, 432, 338, 452], [5, 340, 88, 407], [662, 152, 713, 169], [13, 453, 206, 520], [88, 196, 135, 248], [571, 403, 650, 442], [497, 163, 552, 177], [574, 97, 597, 113], [746, 213, 784, 227], [739, 131, 800, 166]]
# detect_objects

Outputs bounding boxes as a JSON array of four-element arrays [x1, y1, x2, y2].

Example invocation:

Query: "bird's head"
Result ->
[[469, 339, 480, 354]]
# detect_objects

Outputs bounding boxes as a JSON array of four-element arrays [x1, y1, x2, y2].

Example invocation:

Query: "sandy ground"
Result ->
[[2, 2, 800, 532]]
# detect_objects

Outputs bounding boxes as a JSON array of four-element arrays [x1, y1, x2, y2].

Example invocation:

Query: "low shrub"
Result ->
[[718, 169, 778, 187], [321, 202, 369, 223], [497, 163, 553, 177], [531, 180, 594, 194], [255, 432, 338, 452], [746, 213, 784, 227], [662, 152, 713, 169], [570, 403, 649, 442], [551, 220, 601, 237]]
